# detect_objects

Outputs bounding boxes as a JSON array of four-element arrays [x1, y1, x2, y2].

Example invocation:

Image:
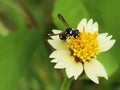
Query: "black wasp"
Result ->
[[48, 13, 80, 40]]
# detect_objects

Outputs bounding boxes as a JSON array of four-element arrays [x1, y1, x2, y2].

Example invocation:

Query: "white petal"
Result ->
[[54, 55, 73, 69], [86, 19, 93, 32], [48, 30, 62, 40], [51, 59, 57, 63], [52, 29, 62, 34], [66, 61, 83, 80], [52, 50, 71, 63], [98, 33, 116, 52], [106, 35, 112, 40], [86, 19, 98, 33], [54, 61, 66, 69], [84, 60, 99, 84], [77, 18, 98, 33], [88, 19, 93, 25], [77, 18, 87, 32], [91, 59, 108, 79], [92, 22, 98, 32], [49, 50, 63, 58], [49, 49, 70, 58], [47, 39, 67, 50], [50, 35, 60, 40], [51, 50, 74, 69]]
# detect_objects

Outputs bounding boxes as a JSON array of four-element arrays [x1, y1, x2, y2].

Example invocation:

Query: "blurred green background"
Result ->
[[0, 0, 120, 90]]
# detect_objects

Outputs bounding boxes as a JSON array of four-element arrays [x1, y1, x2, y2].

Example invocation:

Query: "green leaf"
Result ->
[[98, 52, 119, 76], [0, 30, 40, 90], [0, 0, 26, 30], [52, 0, 89, 30]]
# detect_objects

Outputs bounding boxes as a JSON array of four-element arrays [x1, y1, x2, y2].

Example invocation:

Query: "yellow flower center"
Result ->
[[67, 28, 100, 63]]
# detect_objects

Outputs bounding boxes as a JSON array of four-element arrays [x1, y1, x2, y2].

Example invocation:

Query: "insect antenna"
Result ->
[[48, 33, 63, 36], [48, 13, 72, 38]]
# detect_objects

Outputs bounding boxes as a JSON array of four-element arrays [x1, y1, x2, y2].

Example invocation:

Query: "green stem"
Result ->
[[60, 78, 73, 90]]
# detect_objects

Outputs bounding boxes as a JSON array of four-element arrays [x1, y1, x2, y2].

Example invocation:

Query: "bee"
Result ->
[[48, 13, 79, 40]]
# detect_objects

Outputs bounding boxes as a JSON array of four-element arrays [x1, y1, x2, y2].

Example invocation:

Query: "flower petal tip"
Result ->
[[51, 59, 56, 63], [105, 75, 108, 80], [54, 63, 65, 69], [81, 18, 87, 22], [95, 80, 99, 84], [112, 39, 116, 44], [74, 76, 78, 80], [66, 68, 74, 78], [88, 18, 93, 24], [67, 74, 73, 79], [91, 77, 99, 84], [98, 33, 116, 52]]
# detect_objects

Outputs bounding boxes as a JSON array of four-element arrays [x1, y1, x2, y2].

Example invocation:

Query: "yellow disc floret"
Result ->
[[67, 28, 100, 63]]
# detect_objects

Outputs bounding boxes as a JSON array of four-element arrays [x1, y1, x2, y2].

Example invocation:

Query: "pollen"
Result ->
[[67, 28, 100, 63]]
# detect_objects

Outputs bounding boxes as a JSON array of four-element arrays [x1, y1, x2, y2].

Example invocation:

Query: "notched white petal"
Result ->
[[77, 18, 87, 32], [49, 49, 70, 58], [91, 59, 108, 80], [66, 67, 73, 78], [51, 50, 74, 69], [66, 61, 83, 80], [86, 19, 93, 33], [54, 61, 66, 69], [77, 18, 98, 33], [87, 19, 93, 26], [73, 62, 83, 80], [84, 61, 99, 84], [106, 35, 112, 40], [92, 22, 98, 32], [49, 50, 62, 58], [47, 39, 67, 50], [86, 19, 99, 33], [98, 33, 116, 52], [65, 60, 75, 78]]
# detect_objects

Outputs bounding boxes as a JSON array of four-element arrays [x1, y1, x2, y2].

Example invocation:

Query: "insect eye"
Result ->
[[66, 28, 72, 35]]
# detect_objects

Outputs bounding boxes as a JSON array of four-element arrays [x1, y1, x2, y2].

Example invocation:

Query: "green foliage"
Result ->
[[0, 0, 26, 30], [0, 0, 120, 90], [0, 30, 41, 90], [52, 0, 89, 30]]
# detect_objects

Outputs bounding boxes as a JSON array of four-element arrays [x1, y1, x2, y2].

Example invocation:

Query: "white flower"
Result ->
[[48, 18, 116, 84]]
